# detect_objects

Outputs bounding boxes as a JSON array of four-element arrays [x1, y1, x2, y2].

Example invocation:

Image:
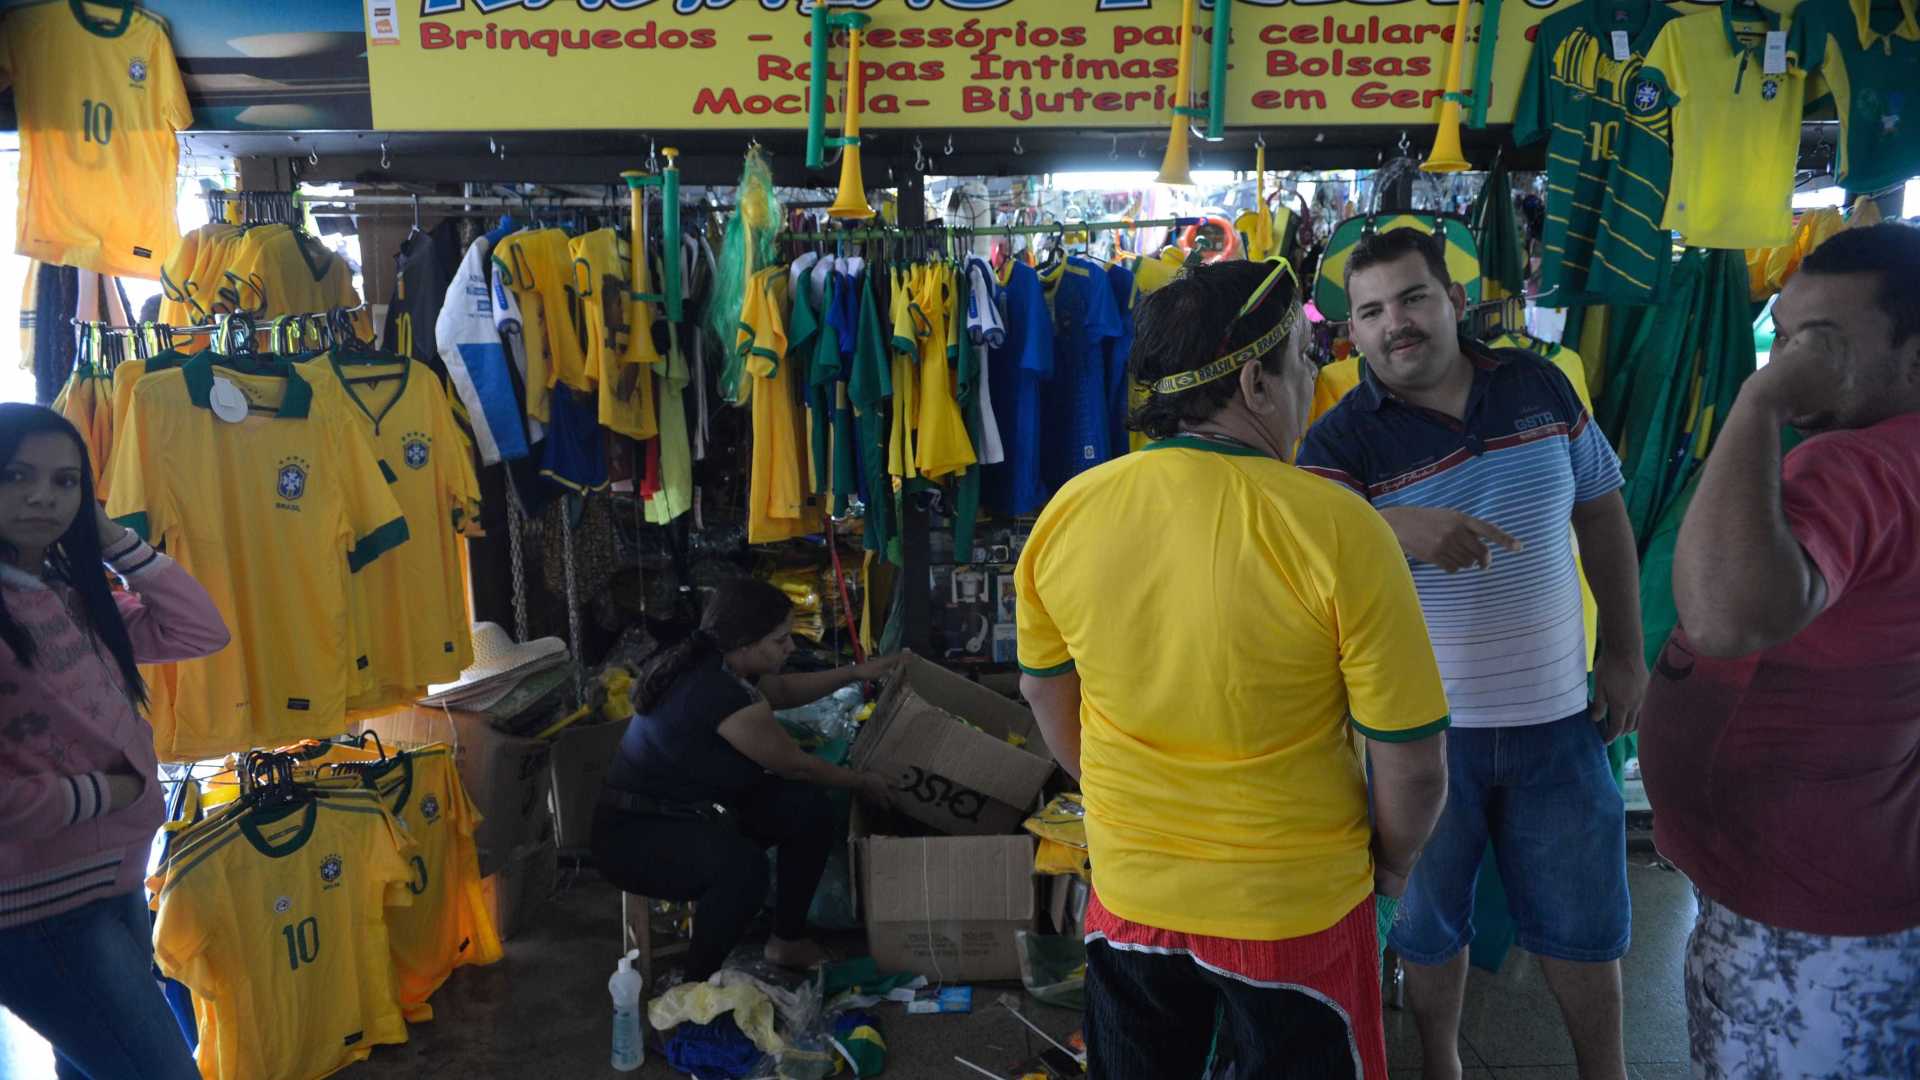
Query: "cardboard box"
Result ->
[[359, 706, 553, 876], [482, 838, 558, 941], [850, 656, 1054, 836], [851, 802, 1038, 982], [547, 718, 625, 855]]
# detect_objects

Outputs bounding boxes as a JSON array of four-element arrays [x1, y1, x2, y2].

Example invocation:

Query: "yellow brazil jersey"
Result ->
[[492, 230, 559, 423], [570, 227, 660, 440], [225, 224, 374, 340], [738, 268, 821, 544], [159, 223, 243, 332], [153, 795, 415, 1080], [1015, 439, 1449, 940], [1639, 4, 1817, 250], [105, 355, 411, 761], [194, 743, 504, 1023], [309, 744, 501, 1021], [297, 357, 481, 707], [497, 228, 590, 399], [0, 1, 190, 278], [912, 264, 977, 480], [885, 266, 922, 480]]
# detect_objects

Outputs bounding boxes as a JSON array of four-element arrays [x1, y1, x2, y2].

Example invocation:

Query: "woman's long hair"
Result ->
[[0, 404, 147, 708], [635, 578, 793, 713]]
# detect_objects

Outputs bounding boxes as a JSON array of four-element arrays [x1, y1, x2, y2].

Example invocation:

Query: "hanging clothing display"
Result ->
[[151, 787, 416, 1080], [1801, 0, 1920, 192], [0, 0, 190, 277], [381, 219, 464, 397], [1513, 0, 1680, 302], [295, 355, 481, 706], [1631, 4, 1824, 250], [159, 223, 372, 342], [981, 260, 1055, 517], [1042, 254, 1125, 493], [193, 740, 504, 1025], [439, 233, 535, 465]]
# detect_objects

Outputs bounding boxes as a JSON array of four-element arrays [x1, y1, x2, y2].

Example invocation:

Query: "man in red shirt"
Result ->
[[1642, 222, 1920, 1078]]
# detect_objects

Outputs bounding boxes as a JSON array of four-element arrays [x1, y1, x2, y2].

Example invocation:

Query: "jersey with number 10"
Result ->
[[153, 797, 416, 1080], [1513, 0, 1679, 303], [0, 1, 190, 278]]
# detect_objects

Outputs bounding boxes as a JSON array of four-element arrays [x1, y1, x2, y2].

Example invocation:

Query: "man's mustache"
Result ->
[[1387, 330, 1428, 351]]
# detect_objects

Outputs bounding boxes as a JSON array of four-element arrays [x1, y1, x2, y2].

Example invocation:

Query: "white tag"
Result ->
[[209, 377, 249, 424], [365, 0, 400, 45], [1611, 30, 1631, 61], [1763, 31, 1787, 74]]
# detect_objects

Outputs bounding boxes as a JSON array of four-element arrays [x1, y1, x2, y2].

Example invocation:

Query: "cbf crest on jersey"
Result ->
[[128, 58, 148, 85], [319, 854, 344, 887], [402, 432, 432, 471], [420, 794, 441, 824], [1631, 78, 1661, 115], [276, 456, 310, 504]]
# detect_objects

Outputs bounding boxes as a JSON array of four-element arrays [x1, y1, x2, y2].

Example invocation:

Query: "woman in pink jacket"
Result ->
[[0, 404, 229, 1080]]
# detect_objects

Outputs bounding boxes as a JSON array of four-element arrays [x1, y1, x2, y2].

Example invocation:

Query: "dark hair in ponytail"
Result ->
[[635, 578, 794, 712], [0, 404, 147, 709]]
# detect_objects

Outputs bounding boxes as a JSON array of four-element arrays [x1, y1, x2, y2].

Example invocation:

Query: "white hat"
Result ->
[[418, 623, 568, 709]]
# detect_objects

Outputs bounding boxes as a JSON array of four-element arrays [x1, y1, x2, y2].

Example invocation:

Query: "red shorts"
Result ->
[[1085, 891, 1389, 1078]]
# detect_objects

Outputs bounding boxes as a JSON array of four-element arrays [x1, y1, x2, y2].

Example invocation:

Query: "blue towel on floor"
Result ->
[[664, 1014, 765, 1079]]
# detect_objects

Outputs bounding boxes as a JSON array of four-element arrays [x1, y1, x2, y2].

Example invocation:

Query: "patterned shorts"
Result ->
[[1686, 891, 1920, 1080]]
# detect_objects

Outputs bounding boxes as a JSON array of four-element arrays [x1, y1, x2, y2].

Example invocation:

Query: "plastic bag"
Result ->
[[775, 686, 864, 744], [1016, 931, 1087, 1009]]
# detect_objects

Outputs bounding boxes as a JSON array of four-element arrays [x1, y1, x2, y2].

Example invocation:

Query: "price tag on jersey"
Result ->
[[209, 377, 249, 424], [1611, 30, 1632, 61], [1763, 31, 1787, 74]]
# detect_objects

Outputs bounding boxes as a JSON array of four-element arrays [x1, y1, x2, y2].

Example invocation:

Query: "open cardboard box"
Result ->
[[850, 655, 1055, 837], [850, 798, 1038, 983]]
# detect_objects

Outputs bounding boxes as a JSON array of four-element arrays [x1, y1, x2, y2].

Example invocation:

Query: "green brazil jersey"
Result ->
[[1514, 0, 1680, 304], [1799, 0, 1920, 192]]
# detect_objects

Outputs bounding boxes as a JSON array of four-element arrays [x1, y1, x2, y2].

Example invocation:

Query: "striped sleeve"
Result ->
[[0, 768, 115, 833]]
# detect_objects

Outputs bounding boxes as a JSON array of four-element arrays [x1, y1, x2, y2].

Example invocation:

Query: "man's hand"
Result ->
[[1742, 324, 1852, 430], [1374, 860, 1413, 899], [94, 503, 129, 550], [1380, 507, 1523, 572], [1590, 649, 1649, 743]]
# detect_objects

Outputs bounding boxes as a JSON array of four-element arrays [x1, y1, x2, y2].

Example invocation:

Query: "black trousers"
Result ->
[[1085, 939, 1359, 1080], [590, 779, 835, 980]]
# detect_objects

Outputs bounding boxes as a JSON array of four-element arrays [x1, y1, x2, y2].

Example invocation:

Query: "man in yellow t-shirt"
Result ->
[[1016, 260, 1449, 1079]]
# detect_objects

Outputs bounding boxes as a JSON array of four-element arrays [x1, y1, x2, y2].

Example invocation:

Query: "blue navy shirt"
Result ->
[[1296, 338, 1624, 728]]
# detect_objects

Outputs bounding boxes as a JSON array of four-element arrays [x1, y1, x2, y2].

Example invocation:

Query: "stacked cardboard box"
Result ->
[[849, 657, 1058, 981]]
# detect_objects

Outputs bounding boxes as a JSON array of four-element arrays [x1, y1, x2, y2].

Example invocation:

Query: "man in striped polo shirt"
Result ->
[[1298, 228, 1646, 1080]]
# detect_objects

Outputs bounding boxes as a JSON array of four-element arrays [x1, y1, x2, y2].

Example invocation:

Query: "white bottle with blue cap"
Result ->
[[609, 948, 645, 1071]]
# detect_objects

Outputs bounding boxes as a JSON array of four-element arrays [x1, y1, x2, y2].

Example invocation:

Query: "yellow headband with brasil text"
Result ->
[[1145, 259, 1300, 397]]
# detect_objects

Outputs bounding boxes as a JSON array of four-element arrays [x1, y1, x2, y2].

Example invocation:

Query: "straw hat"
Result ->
[[418, 623, 568, 708]]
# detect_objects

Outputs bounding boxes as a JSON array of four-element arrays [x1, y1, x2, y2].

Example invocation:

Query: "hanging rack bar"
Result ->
[[774, 215, 1206, 243]]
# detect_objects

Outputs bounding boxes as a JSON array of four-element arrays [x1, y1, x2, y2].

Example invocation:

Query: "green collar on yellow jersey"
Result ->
[[182, 353, 314, 419], [70, 0, 133, 39], [1720, 0, 1784, 55]]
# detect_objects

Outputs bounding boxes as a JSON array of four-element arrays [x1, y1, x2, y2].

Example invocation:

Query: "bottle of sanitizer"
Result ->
[[609, 948, 645, 1071]]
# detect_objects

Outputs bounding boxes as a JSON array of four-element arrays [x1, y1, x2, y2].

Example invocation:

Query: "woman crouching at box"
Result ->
[[591, 579, 901, 978]]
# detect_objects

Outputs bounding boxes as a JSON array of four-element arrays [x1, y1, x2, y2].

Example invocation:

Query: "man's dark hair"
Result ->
[[1799, 221, 1920, 346], [1128, 259, 1300, 441], [1342, 226, 1452, 290]]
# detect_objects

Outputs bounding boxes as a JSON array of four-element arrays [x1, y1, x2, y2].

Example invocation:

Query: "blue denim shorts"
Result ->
[[1388, 712, 1631, 966]]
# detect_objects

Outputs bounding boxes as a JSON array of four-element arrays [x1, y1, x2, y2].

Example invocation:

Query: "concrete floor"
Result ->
[[1, 860, 1694, 1079]]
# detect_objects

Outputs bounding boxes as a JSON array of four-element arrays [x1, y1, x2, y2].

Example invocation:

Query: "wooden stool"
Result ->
[[619, 892, 694, 990]]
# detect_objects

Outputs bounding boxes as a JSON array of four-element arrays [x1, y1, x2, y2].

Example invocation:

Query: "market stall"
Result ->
[[1, 0, 1914, 1077]]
